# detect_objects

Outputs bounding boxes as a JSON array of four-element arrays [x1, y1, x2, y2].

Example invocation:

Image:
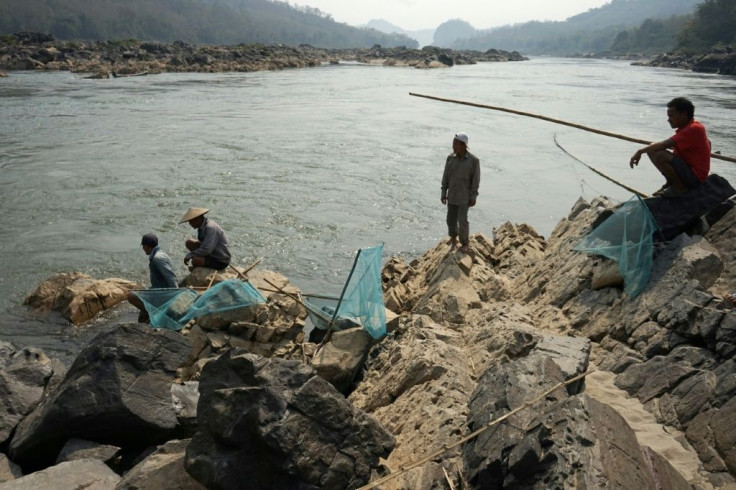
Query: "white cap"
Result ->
[[454, 132, 468, 145]]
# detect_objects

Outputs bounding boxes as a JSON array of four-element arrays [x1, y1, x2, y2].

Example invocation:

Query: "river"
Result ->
[[1, 57, 735, 361]]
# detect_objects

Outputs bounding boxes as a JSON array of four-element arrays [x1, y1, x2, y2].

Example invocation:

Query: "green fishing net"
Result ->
[[573, 196, 659, 297], [304, 244, 387, 339], [133, 279, 266, 330]]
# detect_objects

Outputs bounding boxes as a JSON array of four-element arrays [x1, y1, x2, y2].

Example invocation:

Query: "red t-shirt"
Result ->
[[671, 119, 710, 181]]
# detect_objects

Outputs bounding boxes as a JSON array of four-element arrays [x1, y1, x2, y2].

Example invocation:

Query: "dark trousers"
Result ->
[[446, 203, 470, 245]]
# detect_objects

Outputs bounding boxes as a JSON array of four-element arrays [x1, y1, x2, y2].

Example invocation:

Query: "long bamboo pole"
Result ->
[[409, 92, 736, 164]]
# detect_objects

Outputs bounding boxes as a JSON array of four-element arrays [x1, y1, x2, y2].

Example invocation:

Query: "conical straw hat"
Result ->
[[179, 207, 210, 223]]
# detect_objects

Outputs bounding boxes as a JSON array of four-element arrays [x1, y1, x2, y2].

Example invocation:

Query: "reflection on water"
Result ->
[[1, 59, 735, 355]]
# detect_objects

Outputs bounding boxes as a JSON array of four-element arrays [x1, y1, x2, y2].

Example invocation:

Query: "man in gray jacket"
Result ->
[[180, 207, 231, 270], [441, 132, 481, 254]]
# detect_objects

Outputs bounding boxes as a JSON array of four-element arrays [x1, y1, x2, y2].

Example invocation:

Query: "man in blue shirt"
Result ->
[[127, 233, 178, 323], [180, 207, 231, 270]]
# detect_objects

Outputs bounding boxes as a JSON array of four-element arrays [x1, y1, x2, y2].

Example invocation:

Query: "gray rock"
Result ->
[[184, 350, 394, 490], [0, 454, 22, 483], [116, 439, 204, 490], [0, 459, 120, 489], [463, 354, 689, 489], [311, 327, 372, 394], [9, 323, 190, 471], [55, 438, 121, 465], [0, 347, 58, 445]]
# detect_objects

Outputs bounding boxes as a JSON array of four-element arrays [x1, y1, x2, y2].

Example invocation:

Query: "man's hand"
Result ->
[[184, 257, 190, 265], [630, 150, 643, 168], [469, 199, 476, 207], [441, 197, 447, 205]]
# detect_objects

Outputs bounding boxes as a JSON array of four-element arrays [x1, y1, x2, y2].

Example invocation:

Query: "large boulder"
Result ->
[[184, 350, 395, 489], [24, 273, 140, 324], [9, 323, 190, 471], [0, 459, 120, 489], [0, 346, 63, 445]]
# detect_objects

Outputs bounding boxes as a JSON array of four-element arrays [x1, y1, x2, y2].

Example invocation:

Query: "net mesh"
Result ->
[[133, 279, 266, 330], [304, 244, 386, 339], [573, 196, 659, 297]]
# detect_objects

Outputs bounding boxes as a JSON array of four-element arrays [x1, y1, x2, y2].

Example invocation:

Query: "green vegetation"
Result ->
[[676, 0, 736, 51], [447, 0, 702, 55], [0, 0, 417, 48], [610, 16, 691, 55]]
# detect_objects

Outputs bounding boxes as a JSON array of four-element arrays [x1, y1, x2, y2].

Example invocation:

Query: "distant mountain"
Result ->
[[447, 0, 702, 55], [364, 19, 434, 47], [0, 0, 418, 48], [433, 20, 476, 47]]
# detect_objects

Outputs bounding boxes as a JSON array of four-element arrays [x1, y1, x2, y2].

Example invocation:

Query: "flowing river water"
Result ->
[[1, 57, 736, 360]]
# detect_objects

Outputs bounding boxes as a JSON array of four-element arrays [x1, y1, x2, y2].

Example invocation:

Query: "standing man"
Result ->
[[180, 207, 231, 270], [441, 132, 481, 253], [630, 97, 711, 197], [127, 233, 178, 323]]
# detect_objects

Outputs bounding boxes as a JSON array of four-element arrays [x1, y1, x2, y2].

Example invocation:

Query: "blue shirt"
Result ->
[[149, 246, 178, 288]]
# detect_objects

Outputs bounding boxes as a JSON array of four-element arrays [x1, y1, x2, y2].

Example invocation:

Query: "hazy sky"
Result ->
[[289, 0, 612, 31]]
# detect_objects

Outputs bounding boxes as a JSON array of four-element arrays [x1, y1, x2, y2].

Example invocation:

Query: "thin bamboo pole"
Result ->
[[409, 92, 736, 164]]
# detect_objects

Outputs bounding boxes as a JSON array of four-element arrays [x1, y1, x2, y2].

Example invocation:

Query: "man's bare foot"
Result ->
[[448, 237, 457, 251], [459, 244, 470, 253]]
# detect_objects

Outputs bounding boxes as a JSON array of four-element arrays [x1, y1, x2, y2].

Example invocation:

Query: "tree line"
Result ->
[[447, 0, 735, 56], [0, 0, 418, 48]]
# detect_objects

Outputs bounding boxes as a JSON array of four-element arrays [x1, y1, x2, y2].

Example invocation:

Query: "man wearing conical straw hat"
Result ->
[[179, 207, 231, 270]]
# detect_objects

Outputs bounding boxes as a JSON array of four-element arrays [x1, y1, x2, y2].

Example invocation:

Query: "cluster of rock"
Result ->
[[3, 192, 736, 488], [0, 32, 527, 78], [634, 45, 736, 75]]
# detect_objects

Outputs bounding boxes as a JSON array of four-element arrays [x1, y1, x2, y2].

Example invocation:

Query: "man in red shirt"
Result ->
[[630, 97, 711, 197]]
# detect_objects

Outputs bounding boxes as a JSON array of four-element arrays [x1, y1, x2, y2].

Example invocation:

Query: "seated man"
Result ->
[[180, 207, 231, 270], [127, 233, 178, 323], [629, 96, 711, 197]]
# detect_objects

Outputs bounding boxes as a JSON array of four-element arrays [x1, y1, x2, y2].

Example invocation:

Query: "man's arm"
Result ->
[[441, 158, 451, 204], [630, 138, 674, 168], [186, 227, 218, 259], [469, 157, 480, 206]]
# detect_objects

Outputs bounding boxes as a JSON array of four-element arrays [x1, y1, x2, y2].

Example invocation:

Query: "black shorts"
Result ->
[[204, 256, 230, 270], [671, 156, 702, 190]]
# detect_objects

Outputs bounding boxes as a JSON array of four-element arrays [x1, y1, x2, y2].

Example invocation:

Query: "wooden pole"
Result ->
[[409, 92, 736, 164]]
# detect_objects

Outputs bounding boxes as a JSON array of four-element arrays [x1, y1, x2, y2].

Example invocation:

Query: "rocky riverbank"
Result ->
[[633, 45, 736, 76], [0, 32, 527, 78], [2, 192, 736, 488]]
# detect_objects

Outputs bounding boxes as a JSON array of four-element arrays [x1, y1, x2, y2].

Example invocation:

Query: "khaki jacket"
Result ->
[[441, 151, 480, 205]]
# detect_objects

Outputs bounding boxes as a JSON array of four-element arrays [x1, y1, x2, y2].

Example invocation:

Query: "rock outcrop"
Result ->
[[0, 34, 527, 75], [184, 351, 395, 490], [24, 272, 139, 324], [635, 45, 736, 76]]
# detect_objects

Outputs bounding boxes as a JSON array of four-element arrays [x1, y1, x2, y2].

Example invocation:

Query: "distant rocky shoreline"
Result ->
[[0, 32, 527, 78], [634, 45, 736, 76]]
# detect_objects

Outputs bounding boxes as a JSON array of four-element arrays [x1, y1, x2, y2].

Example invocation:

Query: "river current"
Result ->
[[1, 58, 736, 360]]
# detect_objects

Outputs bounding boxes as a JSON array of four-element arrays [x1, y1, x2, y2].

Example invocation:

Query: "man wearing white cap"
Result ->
[[180, 207, 231, 270], [441, 132, 480, 253]]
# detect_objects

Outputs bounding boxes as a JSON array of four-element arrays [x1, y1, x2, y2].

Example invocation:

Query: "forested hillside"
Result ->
[[0, 0, 418, 48], [448, 0, 702, 55]]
